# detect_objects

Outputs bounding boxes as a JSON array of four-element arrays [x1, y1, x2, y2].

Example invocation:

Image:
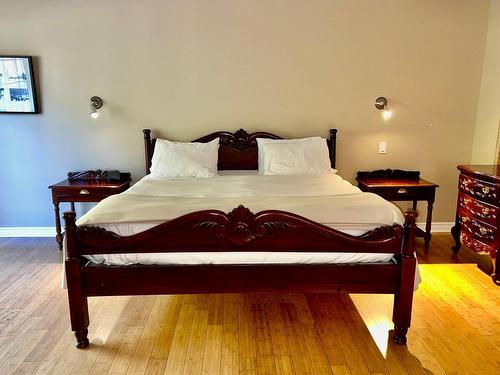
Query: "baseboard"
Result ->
[[0, 223, 453, 237], [417, 222, 453, 233], [0, 227, 56, 237]]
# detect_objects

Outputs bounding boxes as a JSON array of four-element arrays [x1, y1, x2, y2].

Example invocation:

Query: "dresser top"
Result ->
[[458, 165, 500, 182]]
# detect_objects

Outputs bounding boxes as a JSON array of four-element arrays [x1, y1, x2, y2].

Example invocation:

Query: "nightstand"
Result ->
[[356, 171, 439, 251], [49, 171, 131, 250]]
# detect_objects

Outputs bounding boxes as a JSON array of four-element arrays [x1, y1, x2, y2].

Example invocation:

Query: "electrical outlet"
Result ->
[[378, 141, 387, 154]]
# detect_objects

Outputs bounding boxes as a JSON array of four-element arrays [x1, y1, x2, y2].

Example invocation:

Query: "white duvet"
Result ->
[[76, 171, 408, 267]]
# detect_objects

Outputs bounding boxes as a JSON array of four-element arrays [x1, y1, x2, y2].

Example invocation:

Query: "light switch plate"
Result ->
[[378, 141, 387, 154]]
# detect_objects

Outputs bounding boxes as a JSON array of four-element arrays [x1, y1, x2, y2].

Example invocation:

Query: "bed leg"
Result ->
[[392, 256, 415, 345], [393, 210, 417, 345], [393, 327, 408, 345], [67, 262, 90, 349], [75, 329, 89, 349], [63, 211, 90, 349]]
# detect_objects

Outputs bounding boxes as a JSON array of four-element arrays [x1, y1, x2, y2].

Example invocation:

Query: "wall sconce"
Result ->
[[375, 96, 392, 120], [89, 96, 103, 119]]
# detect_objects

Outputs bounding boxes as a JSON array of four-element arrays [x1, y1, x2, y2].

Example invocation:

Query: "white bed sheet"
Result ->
[[77, 171, 406, 267]]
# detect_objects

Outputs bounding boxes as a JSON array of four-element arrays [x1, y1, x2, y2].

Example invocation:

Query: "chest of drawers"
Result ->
[[451, 165, 500, 285]]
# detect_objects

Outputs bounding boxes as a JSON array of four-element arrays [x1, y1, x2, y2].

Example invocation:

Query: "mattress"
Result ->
[[76, 171, 406, 266]]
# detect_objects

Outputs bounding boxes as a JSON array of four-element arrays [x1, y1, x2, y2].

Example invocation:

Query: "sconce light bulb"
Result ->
[[382, 109, 392, 120], [89, 96, 103, 119]]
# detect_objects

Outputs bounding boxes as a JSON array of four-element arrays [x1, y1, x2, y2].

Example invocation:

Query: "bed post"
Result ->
[[392, 209, 417, 345], [328, 129, 337, 169], [63, 211, 90, 349], [143, 128, 152, 175]]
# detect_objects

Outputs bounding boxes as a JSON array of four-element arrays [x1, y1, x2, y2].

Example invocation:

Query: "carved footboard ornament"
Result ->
[[195, 205, 406, 246], [63, 206, 417, 349]]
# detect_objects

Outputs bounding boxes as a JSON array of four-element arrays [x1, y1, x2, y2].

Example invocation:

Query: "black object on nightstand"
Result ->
[[48, 170, 131, 250], [356, 169, 439, 251]]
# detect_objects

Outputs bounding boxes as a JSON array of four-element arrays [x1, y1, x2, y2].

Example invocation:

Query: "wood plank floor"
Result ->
[[0, 235, 498, 374]]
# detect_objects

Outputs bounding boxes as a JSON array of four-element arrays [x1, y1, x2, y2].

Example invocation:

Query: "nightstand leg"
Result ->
[[412, 200, 417, 210], [54, 203, 63, 251], [424, 201, 434, 251], [71, 202, 76, 213]]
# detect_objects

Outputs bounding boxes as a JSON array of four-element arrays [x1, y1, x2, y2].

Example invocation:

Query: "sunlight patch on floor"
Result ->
[[350, 293, 393, 357]]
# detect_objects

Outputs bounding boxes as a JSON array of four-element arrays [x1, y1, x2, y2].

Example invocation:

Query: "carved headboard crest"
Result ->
[[143, 128, 337, 174], [220, 129, 253, 151]]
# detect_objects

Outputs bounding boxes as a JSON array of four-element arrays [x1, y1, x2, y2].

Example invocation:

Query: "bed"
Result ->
[[63, 128, 418, 349]]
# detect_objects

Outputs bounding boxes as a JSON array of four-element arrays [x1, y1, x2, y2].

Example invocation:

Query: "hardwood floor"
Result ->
[[0, 235, 498, 374]]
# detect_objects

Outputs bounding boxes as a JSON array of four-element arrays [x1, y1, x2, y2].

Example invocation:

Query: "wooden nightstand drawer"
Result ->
[[362, 185, 434, 201], [53, 186, 127, 201], [459, 175, 499, 205]]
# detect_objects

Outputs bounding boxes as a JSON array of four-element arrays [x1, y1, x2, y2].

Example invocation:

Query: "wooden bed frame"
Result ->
[[64, 128, 417, 349]]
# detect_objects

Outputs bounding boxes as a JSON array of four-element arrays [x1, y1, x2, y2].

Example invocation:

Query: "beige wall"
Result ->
[[471, 0, 500, 164], [0, 0, 490, 226]]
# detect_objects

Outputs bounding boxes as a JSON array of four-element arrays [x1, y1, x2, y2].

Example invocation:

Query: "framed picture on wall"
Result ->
[[0, 56, 39, 113]]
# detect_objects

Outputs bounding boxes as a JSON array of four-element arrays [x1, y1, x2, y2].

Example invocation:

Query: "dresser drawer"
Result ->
[[459, 230, 495, 256], [457, 192, 498, 226], [459, 175, 500, 205], [458, 214, 497, 245]]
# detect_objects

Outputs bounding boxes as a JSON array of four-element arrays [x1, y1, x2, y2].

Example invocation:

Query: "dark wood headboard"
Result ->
[[143, 128, 337, 174]]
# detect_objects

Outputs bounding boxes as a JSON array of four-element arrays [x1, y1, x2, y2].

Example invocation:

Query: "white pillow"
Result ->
[[150, 138, 219, 178], [257, 137, 333, 175]]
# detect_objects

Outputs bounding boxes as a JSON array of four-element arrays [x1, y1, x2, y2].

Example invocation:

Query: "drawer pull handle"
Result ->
[[397, 188, 408, 194], [79, 189, 90, 195], [482, 186, 490, 194], [479, 227, 489, 235]]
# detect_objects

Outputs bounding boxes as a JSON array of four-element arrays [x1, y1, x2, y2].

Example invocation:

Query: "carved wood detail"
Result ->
[[216, 129, 254, 151], [194, 205, 297, 245], [76, 225, 122, 242], [359, 224, 405, 240], [356, 169, 421, 180], [68, 170, 110, 180], [74, 205, 406, 255], [194, 129, 282, 150]]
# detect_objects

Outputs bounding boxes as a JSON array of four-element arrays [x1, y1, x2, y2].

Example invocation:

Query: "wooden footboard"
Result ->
[[63, 206, 417, 349]]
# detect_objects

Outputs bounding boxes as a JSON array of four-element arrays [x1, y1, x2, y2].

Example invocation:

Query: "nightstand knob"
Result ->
[[79, 189, 90, 195], [397, 188, 408, 194]]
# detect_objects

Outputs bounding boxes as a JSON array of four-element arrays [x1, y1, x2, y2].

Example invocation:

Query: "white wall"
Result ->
[[0, 0, 490, 226], [471, 0, 500, 163]]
